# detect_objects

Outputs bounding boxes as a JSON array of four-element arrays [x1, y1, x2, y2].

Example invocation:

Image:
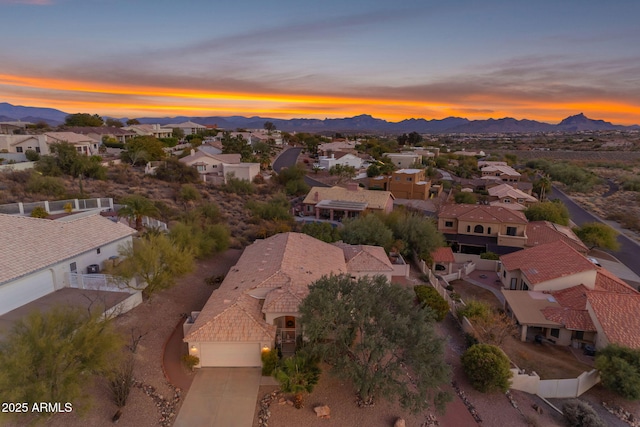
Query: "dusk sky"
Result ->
[[2, 0, 640, 124]]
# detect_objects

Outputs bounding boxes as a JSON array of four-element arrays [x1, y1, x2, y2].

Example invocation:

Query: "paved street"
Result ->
[[549, 186, 640, 277], [272, 146, 302, 172]]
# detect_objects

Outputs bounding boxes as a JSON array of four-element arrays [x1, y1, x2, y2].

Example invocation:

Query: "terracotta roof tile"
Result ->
[[542, 307, 596, 331], [500, 240, 596, 285], [0, 213, 136, 285], [595, 268, 639, 294], [526, 221, 589, 253], [431, 246, 455, 263], [587, 292, 640, 349]]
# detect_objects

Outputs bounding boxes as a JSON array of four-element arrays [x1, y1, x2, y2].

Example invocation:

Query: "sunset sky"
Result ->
[[1, 0, 640, 124]]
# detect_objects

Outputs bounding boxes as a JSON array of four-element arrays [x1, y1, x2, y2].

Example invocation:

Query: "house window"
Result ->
[[473, 225, 484, 234], [466, 225, 471, 233], [70, 262, 77, 273], [487, 227, 491, 234], [503, 198, 511, 203], [406, 177, 412, 182], [550, 329, 560, 338], [575, 331, 584, 340], [97, 248, 101, 255], [196, 165, 205, 172], [35, 147, 40, 153], [445, 221, 453, 228], [503, 270, 507, 278], [506, 226, 517, 236], [16, 147, 23, 153]]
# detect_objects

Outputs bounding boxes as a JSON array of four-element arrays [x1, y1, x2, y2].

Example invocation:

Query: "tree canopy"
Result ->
[[595, 344, 640, 400], [573, 222, 620, 251], [300, 274, 451, 413], [64, 113, 104, 127], [118, 194, 159, 231], [524, 200, 570, 225], [0, 307, 122, 415], [341, 214, 394, 249], [461, 344, 512, 393], [121, 136, 166, 165]]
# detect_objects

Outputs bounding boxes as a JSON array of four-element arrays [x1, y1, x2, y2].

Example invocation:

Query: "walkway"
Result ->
[[162, 315, 194, 391], [173, 368, 262, 427]]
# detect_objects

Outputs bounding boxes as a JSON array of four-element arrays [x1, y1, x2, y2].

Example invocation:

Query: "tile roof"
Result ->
[[263, 288, 306, 314], [44, 132, 96, 144], [185, 233, 348, 342], [333, 242, 394, 273], [439, 204, 528, 224], [488, 184, 537, 202], [525, 221, 589, 254], [595, 268, 639, 294], [541, 307, 596, 331], [180, 150, 241, 165], [500, 240, 597, 285], [489, 200, 527, 211], [551, 285, 589, 310], [431, 246, 455, 263], [0, 213, 136, 285], [303, 186, 393, 210], [587, 292, 640, 349]]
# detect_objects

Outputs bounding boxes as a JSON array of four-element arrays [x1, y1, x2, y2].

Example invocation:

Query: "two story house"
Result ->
[[438, 204, 528, 254]]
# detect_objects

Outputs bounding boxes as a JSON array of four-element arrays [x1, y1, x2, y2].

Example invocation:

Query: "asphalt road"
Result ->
[[272, 147, 303, 172], [272, 147, 330, 188], [549, 186, 640, 276]]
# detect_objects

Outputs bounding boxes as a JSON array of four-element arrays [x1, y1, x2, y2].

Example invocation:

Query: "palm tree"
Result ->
[[273, 352, 321, 409], [118, 195, 158, 231]]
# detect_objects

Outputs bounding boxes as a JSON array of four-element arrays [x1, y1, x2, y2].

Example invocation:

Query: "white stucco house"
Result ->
[[178, 149, 260, 184], [0, 213, 137, 316], [318, 152, 363, 170], [183, 232, 397, 367]]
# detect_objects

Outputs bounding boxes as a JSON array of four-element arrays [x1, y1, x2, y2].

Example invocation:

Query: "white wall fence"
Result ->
[[141, 216, 168, 231], [0, 160, 35, 172], [453, 253, 500, 271], [0, 197, 114, 215], [510, 368, 600, 398], [66, 273, 139, 294]]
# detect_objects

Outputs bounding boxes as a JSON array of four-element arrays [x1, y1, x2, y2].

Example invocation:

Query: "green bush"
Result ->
[[457, 300, 492, 322], [480, 251, 499, 260], [414, 285, 449, 321], [181, 354, 200, 371], [595, 344, 640, 400], [30, 206, 49, 218], [222, 175, 255, 195], [461, 344, 512, 393], [561, 400, 606, 427], [261, 349, 279, 376], [26, 174, 66, 197], [25, 149, 40, 161]]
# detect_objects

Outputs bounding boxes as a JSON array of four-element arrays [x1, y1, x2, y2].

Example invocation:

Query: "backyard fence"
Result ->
[[510, 368, 600, 398], [67, 273, 138, 294]]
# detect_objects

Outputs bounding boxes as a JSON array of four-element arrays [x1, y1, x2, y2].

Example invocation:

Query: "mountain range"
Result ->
[[1, 102, 637, 134]]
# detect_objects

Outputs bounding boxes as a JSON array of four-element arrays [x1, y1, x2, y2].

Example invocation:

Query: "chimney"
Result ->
[[331, 153, 335, 159], [314, 191, 319, 201], [190, 148, 195, 156]]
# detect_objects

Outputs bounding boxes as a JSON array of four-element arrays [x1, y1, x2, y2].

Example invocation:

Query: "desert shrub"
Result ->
[[25, 149, 40, 161], [480, 251, 499, 260], [595, 344, 640, 400], [261, 349, 279, 376], [284, 178, 309, 196], [300, 221, 341, 243], [108, 356, 135, 408], [30, 206, 49, 218], [457, 300, 492, 322], [26, 174, 66, 197], [181, 354, 200, 371], [247, 193, 292, 221], [561, 400, 606, 427], [222, 175, 255, 195], [621, 175, 640, 192], [154, 158, 200, 183], [454, 191, 477, 204], [102, 140, 125, 149], [461, 344, 512, 393], [414, 285, 449, 321]]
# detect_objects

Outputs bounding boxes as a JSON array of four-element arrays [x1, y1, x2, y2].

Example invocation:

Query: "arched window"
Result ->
[[473, 225, 484, 234]]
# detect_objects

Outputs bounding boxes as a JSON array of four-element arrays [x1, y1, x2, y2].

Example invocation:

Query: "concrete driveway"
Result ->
[[173, 368, 262, 427]]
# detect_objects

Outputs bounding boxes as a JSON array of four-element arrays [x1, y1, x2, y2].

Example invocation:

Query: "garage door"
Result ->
[[199, 343, 261, 367]]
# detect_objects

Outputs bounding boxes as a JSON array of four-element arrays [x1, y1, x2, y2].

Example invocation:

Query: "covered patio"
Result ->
[[314, 199, 367, 221]]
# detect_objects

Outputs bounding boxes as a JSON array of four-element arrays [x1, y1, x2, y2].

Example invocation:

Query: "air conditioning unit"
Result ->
[[86, 264, 100, 274]]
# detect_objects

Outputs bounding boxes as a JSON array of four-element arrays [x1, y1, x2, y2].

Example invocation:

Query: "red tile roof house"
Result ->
[[301, 185, 394, 221], [183, 232, 397, 367], [0, 213, 138, 316], [500, 240, 640, 349]]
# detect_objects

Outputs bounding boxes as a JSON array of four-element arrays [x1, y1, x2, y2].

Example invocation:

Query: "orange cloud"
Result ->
[[1, 72, 638, 125]]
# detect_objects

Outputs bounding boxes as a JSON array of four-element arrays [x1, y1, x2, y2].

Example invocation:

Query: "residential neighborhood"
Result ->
[[1, 115, 640, 427]]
